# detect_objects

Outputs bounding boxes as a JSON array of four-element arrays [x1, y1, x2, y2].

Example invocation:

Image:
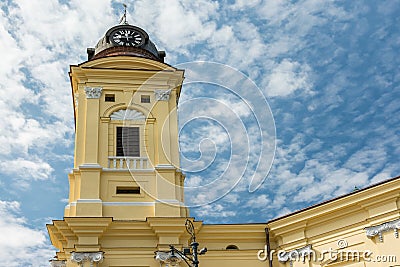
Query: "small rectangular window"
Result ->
[[116, 127, 140, 157], [105, 94, 115, 102], [116, 186, 140, 194], [141, 95, 150, 103]]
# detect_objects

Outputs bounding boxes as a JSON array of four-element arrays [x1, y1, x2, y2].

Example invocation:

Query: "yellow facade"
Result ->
[[268, 176, 400, 267], [65, 56, 188, 220], [47, 23, 400, 267]]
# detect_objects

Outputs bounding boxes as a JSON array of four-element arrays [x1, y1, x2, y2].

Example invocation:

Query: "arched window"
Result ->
[[110, 109, 145, 157], [110, 109, 145, 121]]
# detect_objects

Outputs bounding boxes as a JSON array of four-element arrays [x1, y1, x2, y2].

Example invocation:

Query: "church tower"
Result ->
[[47, 20, 193, 267], [65, 22, 187, 220]]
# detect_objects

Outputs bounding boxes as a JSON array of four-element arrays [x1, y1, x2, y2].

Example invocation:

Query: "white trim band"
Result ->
[[102, 202, 155, 206], [79, 163, 103, 169], [156, 199, 186, 206], [76, 199, 103, 203], [67, 200, 186, 207], [155, 164, 176, 170]]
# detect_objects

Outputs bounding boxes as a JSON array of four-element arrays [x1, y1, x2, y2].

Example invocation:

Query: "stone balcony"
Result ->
[[107, 156, 152, 170]]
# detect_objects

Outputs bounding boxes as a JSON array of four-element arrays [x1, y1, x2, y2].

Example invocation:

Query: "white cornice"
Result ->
[[69, 200, 156, 206], [102, 202, 155, 206], [102, 168, 155, 172], [76, 199, 102, 203], [79, 163, 103, 169], [156, 199, 186, 206], [155, 164, 176, 170]]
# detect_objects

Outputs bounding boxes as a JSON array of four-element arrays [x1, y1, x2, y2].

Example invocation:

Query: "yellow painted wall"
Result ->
[[65, 56, 188, 220], [49, 176, 400, 266], [268, 177, 400, 267]]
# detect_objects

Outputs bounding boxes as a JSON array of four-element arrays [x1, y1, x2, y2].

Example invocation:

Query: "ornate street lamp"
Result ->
[[155, 219, 207, 267]]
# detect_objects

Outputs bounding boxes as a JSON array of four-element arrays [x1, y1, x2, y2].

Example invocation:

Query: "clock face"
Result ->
[[110, 28, 145, 47]]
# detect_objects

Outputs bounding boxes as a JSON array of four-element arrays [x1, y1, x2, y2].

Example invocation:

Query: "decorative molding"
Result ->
[[365, 218, 400, 242], [49, 259, 66, 267], [103, 168, 154, 172], [110, 109, 145, 121], [155, 89, 172, 101], [79, 163, 102, 169], [74, 93, 79, 108], [84, 87, 103, 99], [155, 251, 183, 264], [103, 202, 156, 207], [155, 251, 171, 262], [146, 117, 156, 124], [156, 199, 186, 206], [102, 201, 155, 206], [278, 245, 313, 263], [71, 252, 104, 267], [76, 199, 102, 203], [70, 201, 155, 206], [100, 117, 111, 123], [155, 164, 176, 170]]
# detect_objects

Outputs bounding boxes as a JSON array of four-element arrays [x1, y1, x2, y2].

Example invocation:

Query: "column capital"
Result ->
[[365, 218, 400, 242], [49, 259, 66, 267], [155, 89, 171, 101], [71, 252, 104, 266], [84, 87, 103, 99]]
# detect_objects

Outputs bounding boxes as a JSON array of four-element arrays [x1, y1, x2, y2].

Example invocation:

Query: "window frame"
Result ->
[[116, 126, 140, 157], [105, 94, 115, 102], [141, 95, 151, 103]]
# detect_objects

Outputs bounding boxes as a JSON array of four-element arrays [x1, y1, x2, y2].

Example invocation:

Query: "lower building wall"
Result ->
[[48, 178, 400, 267], [268, 178, 400, 267]]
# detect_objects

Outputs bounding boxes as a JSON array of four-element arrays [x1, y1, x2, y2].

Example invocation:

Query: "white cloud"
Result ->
[[207, 20, 268, 69], [266, 59, 312, 97], [230, 0, 261, 10], [0, 0, 118, 188], [264, 134, 392, 210], [257, 0, 293, 24], [245, 194, 270, 208], [194, 203, 236, 219], [133, 0, 219, 53], [0, 158, 53, 183], [275, 207, 293, 218], [0, 113, 71, 156], [0, 200, 54, 267], [292, 168, 369, 203], [344, 147, 387, 173], [370, 164, 399, 185]]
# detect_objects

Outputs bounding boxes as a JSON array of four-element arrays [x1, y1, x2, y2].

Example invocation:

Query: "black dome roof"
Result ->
[[87, 24, 165, 62]]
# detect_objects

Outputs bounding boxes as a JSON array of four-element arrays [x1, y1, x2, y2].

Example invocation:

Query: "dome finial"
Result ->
[[119, 3, 128, 25]]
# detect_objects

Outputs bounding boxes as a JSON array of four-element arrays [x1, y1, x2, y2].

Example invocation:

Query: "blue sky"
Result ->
[[0, 0, 400, 266]]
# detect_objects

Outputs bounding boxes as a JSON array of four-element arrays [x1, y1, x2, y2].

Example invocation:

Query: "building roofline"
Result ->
[[267, 175, 400, 223]]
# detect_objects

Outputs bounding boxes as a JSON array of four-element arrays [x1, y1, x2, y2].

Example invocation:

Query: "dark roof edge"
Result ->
[[268, 175, 400, 223], [75, 54, 174, 68]]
